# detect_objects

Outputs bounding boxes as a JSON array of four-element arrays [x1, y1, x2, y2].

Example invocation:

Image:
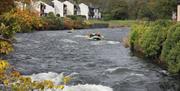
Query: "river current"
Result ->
[[5, 28, 180, 91]]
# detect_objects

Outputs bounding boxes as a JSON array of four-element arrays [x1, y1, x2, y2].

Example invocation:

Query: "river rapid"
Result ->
[[5, 28, 180, 91]]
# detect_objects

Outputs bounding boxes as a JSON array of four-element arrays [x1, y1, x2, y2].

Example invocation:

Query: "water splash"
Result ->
[[74, 35, 88, 38], [60, 39, 78, 44], [27, 72, 113, 91], [106, 41, 120, 44], [90, 41, 120, 45], [62, 84, 113, 91]]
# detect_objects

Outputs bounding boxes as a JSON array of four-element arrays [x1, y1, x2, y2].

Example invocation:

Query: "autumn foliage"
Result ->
[[1, 9, 43, 32], [0, 0, 15, 15]]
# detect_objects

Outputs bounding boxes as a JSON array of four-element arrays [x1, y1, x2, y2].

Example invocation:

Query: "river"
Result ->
[[6, 28, 180, 91]]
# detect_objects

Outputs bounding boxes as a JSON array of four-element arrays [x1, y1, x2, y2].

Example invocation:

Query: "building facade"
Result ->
[[79, 3, 89, 19], [63, 1, 74, 15], [16, 0, 101, 20], [177, 1, 180, 21], [32, 1, 55, 16], [52, 0, 64, 17]]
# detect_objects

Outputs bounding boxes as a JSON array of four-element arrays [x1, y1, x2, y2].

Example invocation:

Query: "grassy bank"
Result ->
[[88, 20, 137, 27], [129, 20, 180, 74]]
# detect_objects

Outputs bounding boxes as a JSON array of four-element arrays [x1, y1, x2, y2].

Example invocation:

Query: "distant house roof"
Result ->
[[62, 0, 77, 4], [79, 3, 88, 6], [63, 0, 73, 4], [52, 0, 63, 3], [37, 1, 51, 6], [36, 0, 100, 9], [39, 0, 54, 6]]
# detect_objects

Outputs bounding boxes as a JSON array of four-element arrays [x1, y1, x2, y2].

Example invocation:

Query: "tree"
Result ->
[[128, 0, 177, 20], [128, 0, 147, 19], [137, 4, 155, 20], [110, 0, 128, 20], [15, 0, 34, 10], [153, 0, 177, 19], [0, 0, 15, 14], [16, 0, 32, 4]]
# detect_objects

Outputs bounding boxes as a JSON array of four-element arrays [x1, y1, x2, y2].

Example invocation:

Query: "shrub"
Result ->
[[130, 20, 180, 74], [130, 20, 172, 57], [140, 20, 172, 58], [161, 23, 180, 73], [0, 23, 17, 56], [0, 23, 15, 60], [0, 23, 20, 39], [82, 20, 92, 28], [41, 14, 90, 30], [63, 17, 74, 29], [41, 12, 64, 30], [1, 9, 43, 32], [102, 13, 113, 21], [0, 0, 15, 15], [66, 15, 92, 29], [0, 39, 13, 55], [130, 21, 149, 52], [66, 15, 86, 20]]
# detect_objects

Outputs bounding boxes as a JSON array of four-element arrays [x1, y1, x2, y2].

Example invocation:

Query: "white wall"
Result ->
[[79, 3, 89, 19], [43, 2, 55, 14], [14, 1, 23, 10], [52, 0, 64, 17], [63, 1, 74, 15], [31, 1, 41, 13], [94, 9, 101, 19], [177, 5, 180, 21], [32, 1, 55, 15]]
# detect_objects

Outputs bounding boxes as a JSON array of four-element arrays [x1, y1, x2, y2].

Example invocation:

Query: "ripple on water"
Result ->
[[123, 73, 148, 84], [7, 29, 180, 91], [105, 67, 141, 74], [60, 39, 78, 44], [90, 41, 120, 45], [73, 35, 87, 38]]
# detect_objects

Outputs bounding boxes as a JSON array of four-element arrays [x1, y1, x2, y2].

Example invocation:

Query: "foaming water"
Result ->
[[60, 39, 78, 44], [62, 84, 113, 91], [26, 72, 113, 91], [106, 41, 120, 44], [27, 72, 64, 85], [43, 85, 113, 91], [90, 40, 120, 45], [74, 35, 88, 38]]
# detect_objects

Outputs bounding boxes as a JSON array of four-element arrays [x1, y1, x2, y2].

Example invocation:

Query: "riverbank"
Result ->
[[88, 20, 137, 28], [129, 20, 180, 74]]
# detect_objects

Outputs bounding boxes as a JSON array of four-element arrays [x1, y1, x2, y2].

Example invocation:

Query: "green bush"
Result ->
[[0, 23, 15, 55], [66, 15, 88, 29], [66, 15, 86, 20], [140, 20, 172, 58], [161, 23, 180, 73], [42, 12, 90, 30], [102, 13, 113, 21], [0, 9, 43, 32], [130, 21, 150, 52], [0, 23, 20, 39], [130, 20, 180, 74], [41, 13, 64, 30], [130, 20, 172, 57]]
